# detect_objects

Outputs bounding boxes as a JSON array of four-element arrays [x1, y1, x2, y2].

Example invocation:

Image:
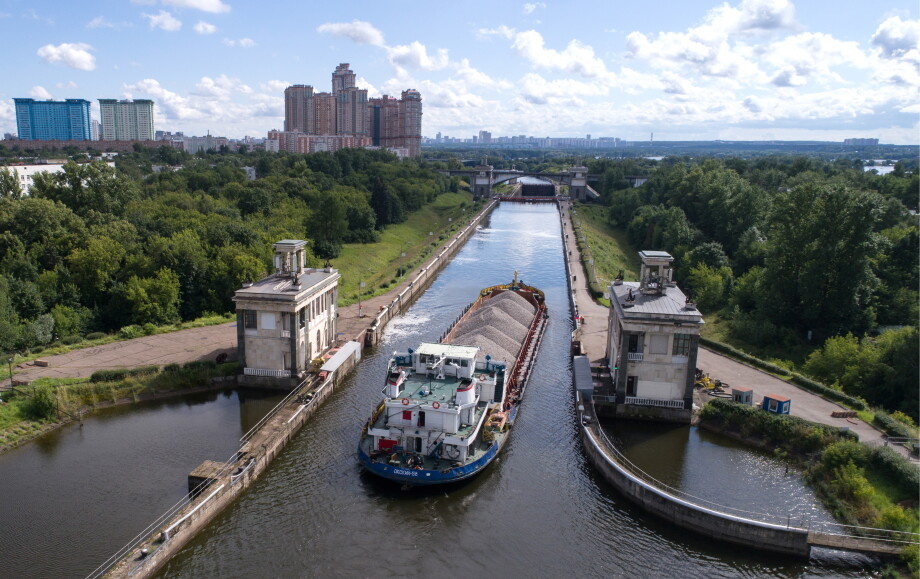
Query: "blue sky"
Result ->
[[2, 0, 918, 144]]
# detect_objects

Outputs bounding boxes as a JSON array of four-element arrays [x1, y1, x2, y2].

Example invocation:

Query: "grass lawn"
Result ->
[[335, 191, 477, 305], [572, 203, 641, 283]]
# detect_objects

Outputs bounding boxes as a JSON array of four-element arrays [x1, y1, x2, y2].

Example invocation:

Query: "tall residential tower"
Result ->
[[14, 98, 92, 141], [98, 99, 155, 141]]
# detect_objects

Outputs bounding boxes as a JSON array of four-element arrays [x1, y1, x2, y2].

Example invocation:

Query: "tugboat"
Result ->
[[358, 273, 548, 486]]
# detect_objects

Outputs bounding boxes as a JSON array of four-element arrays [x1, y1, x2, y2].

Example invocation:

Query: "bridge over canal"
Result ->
[[442, 164, 601, 200]]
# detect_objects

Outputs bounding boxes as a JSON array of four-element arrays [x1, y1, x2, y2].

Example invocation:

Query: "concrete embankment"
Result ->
[[101, 345, 360, 578], [576, 391, 811, 557], [99, 200, 498, 579], [560, 202, 811, 558]]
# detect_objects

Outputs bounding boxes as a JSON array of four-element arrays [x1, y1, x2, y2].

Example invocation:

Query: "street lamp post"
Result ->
[[358, 280, 366, 318], [7, 357, 13, 396]]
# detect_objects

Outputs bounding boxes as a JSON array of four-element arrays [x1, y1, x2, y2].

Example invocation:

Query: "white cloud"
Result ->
[[478, 25, 516, 40], [162, 0, 230, 13], [30, 86, 53, 99], [706, 0, 797, 33], [522, 2, 545, 15], [143, 10, 182, 31], [56, 80, 79, 89], [317, 20, 385, 47], [517, 72, 609, 105], [454, 59, 513, 90], [261, 80, 291, 93], [512, 30, 611, 79], [194, 21, 216, 34], [764, 33, 868, 87], [195, 74, 251, 99], [37, 43, 96, 71], [871, 16, 920, 59], [387, 41, 449, 71], [222, 37, 256, 47], [87, 16, 132, 29]]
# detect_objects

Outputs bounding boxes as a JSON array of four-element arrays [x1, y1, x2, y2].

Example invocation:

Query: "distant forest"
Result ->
[[0, 147, 457, 351]]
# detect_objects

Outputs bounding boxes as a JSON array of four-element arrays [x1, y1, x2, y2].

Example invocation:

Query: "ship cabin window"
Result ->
[[402, 410, 412, 421], [418, 411, 426, 427]]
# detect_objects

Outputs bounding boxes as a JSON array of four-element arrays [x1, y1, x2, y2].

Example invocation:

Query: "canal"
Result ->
[[0, 203, 878, 578], [151, 203, 874, 578], [0, 388, 284, 579]]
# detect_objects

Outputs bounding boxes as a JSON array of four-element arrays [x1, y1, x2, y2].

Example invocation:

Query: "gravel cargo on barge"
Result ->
[[358, 274, 548, 486]]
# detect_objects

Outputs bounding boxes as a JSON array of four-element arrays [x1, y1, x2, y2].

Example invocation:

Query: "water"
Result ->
[[0, 388, 284, 578], [156, 204, 876, 578]]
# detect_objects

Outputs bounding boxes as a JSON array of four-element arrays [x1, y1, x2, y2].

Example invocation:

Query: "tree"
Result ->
[[762, 183, 882, 337], [0, 167, 22, 200], [123, 268, 181, 325], [67, 237, 126, 302], [686, 264, 732, 312], [307, 193, 347, 262]]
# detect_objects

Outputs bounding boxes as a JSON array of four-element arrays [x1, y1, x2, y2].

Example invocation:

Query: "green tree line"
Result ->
[[0, 147, 458, 352], [591, 155, 918, 419]]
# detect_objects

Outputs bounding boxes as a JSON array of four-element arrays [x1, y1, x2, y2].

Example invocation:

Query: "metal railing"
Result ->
[[627, 352, 644, 361], [624, 396, 684, 409], [586, 401, 920, 546]]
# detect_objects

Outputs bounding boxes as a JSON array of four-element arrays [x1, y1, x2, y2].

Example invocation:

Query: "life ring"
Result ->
[[432, 401, 440, 409], [479, 374, 487, 381], [401, 398, 409, 405]]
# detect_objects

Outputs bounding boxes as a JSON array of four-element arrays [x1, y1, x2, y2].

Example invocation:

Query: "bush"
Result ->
[[31, 346, 44, 354], [142, 323, 158, 336], [86, 332, 106, 340], [119, 325, 144, 339], [61, 335, 83, 345], [163, 363, 181, 373], [25, 384, 57, 420], [183, 360, 217, 371], [873, 410, 917, 439], [90, 365, 160, 383], [699, 398, 854, 455], [868, 445, 920, 494]]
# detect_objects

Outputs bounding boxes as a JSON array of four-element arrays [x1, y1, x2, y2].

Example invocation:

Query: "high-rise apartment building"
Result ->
[[284, 85, 314, 133], [280, 63, 421, 156], [98, 99, 154, 141], [331, 63, 356, 93], [14, 98, 92, 141]]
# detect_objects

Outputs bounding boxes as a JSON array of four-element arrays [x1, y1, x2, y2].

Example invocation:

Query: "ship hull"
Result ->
[[358, 279, 545, 487]]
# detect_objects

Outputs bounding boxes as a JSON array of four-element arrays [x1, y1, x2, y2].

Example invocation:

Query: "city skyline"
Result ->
[[1, 0, 917, 144]]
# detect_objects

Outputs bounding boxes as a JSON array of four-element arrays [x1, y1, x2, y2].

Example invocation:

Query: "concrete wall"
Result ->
[[105, 347, 361, 578], [576, 391, 811, 557]]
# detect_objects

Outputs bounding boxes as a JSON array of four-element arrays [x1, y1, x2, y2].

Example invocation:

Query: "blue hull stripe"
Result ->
[[358, 441, 501, 485]]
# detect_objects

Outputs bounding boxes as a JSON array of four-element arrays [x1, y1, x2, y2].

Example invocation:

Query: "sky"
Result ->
[[1, 0, 918, 144]]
